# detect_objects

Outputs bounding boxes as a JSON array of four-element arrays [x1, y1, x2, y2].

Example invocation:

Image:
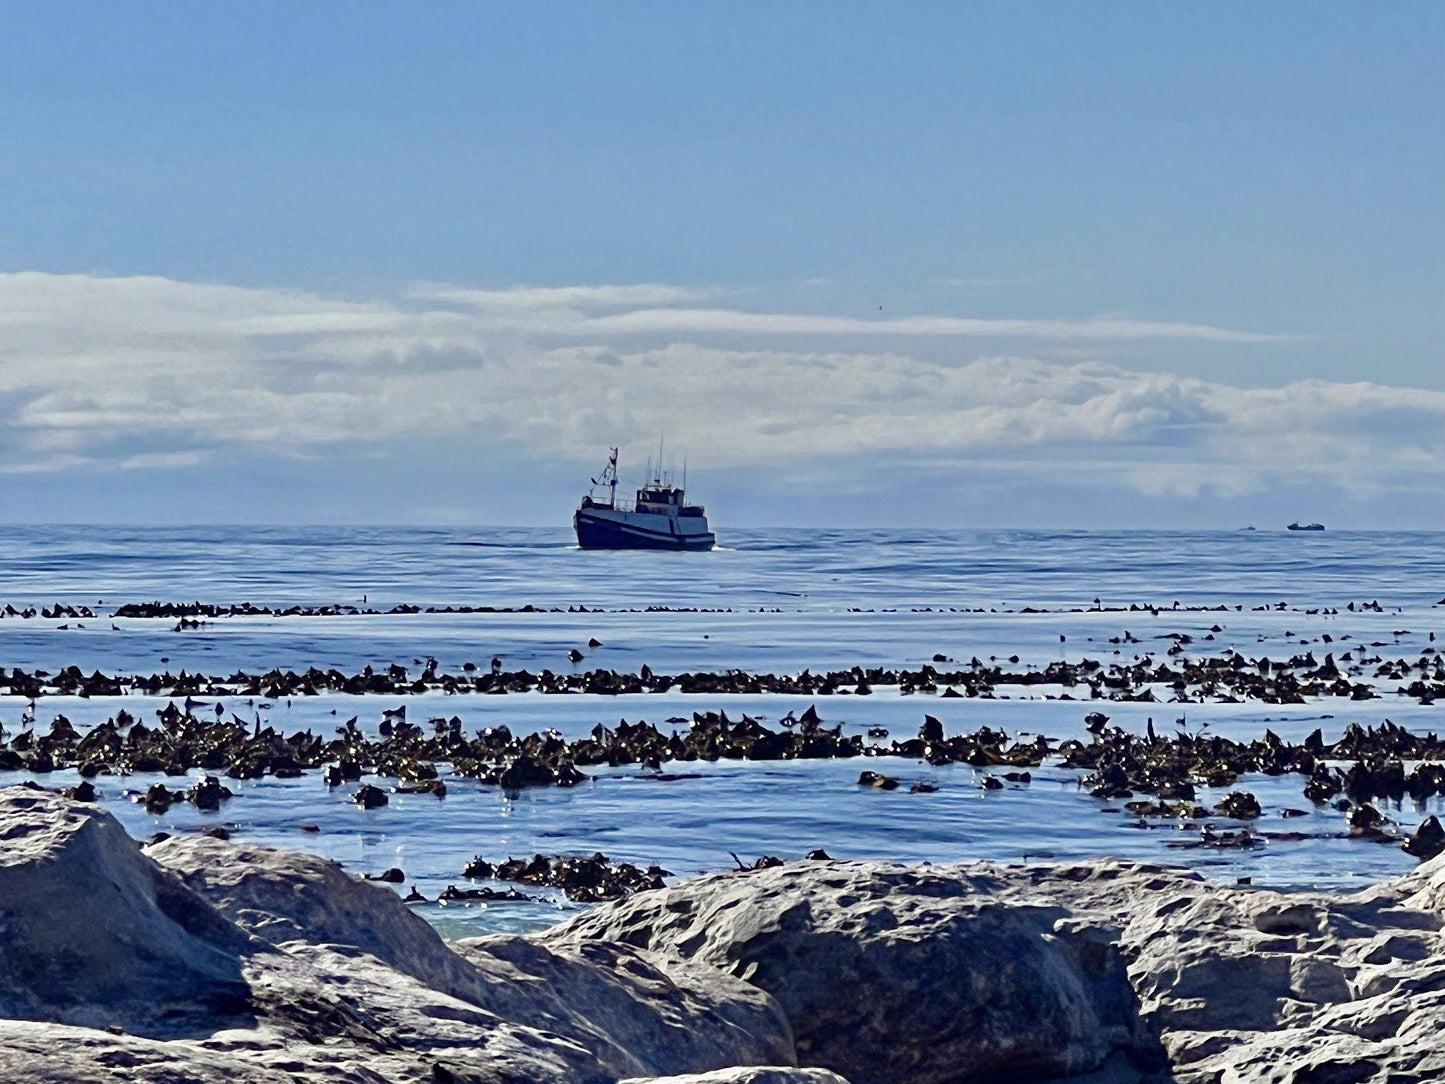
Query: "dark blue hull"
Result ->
[[574, 510, 716, 551]]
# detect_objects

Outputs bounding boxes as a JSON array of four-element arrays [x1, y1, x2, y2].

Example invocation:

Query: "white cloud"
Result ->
[[0, 270, 1437, 502], [577, 308, 1294, 342], [409, 282, 711, 310]]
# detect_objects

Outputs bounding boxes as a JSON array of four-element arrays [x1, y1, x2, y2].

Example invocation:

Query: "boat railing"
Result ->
[[593, 496, 636, 512]]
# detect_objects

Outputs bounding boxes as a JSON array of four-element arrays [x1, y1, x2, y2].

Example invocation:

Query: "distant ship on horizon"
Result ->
[[573, 447, 716, 551], [1287, 521, 1325, 531]]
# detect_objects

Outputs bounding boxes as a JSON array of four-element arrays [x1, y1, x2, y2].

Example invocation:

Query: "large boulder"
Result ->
[[457, 934, 794, 1079], [552, 853, 1445, 1084], [0, 787, 252, 1037], [0, 788, 802, 1082], [148, 831, 795, 1080], [549, 859, 1161, 1084], [1108, 865, 1445, 1083], [145, 835, 465, 985], [25, 783, 1445, 1084]]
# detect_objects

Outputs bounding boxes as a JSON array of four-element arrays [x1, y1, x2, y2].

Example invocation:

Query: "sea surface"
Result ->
[[2, 525, 1444, 934]]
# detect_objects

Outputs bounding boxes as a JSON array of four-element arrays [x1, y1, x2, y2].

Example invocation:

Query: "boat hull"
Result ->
[[574, 508, 716, 551]]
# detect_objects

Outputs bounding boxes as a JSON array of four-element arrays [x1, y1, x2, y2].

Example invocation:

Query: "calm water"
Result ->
[[2, 525, 1444, 933]]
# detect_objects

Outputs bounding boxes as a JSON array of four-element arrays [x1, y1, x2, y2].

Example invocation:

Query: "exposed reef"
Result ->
[[1, 596, 1385, 620], [0, 640, 1435, 702], [5, 705, 1445, 872]]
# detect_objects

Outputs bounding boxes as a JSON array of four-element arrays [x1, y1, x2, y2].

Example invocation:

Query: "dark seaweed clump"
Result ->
[[459, 852, 671, 902]]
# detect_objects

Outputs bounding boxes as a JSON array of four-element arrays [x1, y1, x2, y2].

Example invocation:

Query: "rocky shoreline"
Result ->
[[1, 785, 1443, 1083]]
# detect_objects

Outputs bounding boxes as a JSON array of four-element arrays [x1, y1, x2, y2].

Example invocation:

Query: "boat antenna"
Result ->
[[682, 451, 687, 495], [657, 433, 664, 485]]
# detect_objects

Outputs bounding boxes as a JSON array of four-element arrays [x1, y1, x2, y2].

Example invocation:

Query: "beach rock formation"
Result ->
[[560, 854, 1445, 1084], [552, 859, 1162, 1084], [17, 784, 1445, 1083], [146, 832, 469, 985], [0, 787, 794, 1083], [144, 832, 794, 1081], [0, 785, 252, 1038]]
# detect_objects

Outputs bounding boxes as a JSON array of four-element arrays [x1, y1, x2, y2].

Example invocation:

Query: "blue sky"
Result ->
[[0, 3, 1442, 526]]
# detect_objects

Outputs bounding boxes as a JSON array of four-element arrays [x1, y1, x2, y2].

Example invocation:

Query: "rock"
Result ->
[[1215, 790, 1262, 818], [1403, 814, 1445, 860], [623, 1071, 850, 1084], [147, 830, 793, 1081], [31, 783, 1445, 1084], [457, 935, 794, 1079], [0, 787, 252, 1038], [0, 788, 785, 1083], [0, 1019, 280, 1082], [553, 852, 1445, 1084], [145, 834, 455, 984], [550, 859, 1160, 1084], [352, 783, 388, 809]]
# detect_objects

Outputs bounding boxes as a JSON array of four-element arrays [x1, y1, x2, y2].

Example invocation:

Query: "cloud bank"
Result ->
[[0, 271, 1438, 507]]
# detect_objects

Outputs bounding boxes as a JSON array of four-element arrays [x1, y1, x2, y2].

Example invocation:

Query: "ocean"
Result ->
[[1, 525, 1443, 934]]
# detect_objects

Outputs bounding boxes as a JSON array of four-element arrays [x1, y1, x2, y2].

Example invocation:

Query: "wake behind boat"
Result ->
[[574, 448, 716, 551]]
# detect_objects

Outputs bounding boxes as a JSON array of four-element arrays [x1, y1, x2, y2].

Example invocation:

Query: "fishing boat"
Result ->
[[1287, 521, 1325, 531], [574, 447, 716, 551]]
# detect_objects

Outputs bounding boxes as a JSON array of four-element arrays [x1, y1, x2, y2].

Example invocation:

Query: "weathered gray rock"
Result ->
[[0, 788, 792, 1083], [456, 934, 794, 1078], [555, 853, 1445, 1084], [622, 1070, 850, 1084], [550, 859, 1162, 1084], [149, 832, 795, 1079], [0, 1019, 279, 1083], [22, 783, 1445, 1084], [1109, 866, 1445, 1084], [0, 786, 253, 1038], [146, 834, 478, 989]]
